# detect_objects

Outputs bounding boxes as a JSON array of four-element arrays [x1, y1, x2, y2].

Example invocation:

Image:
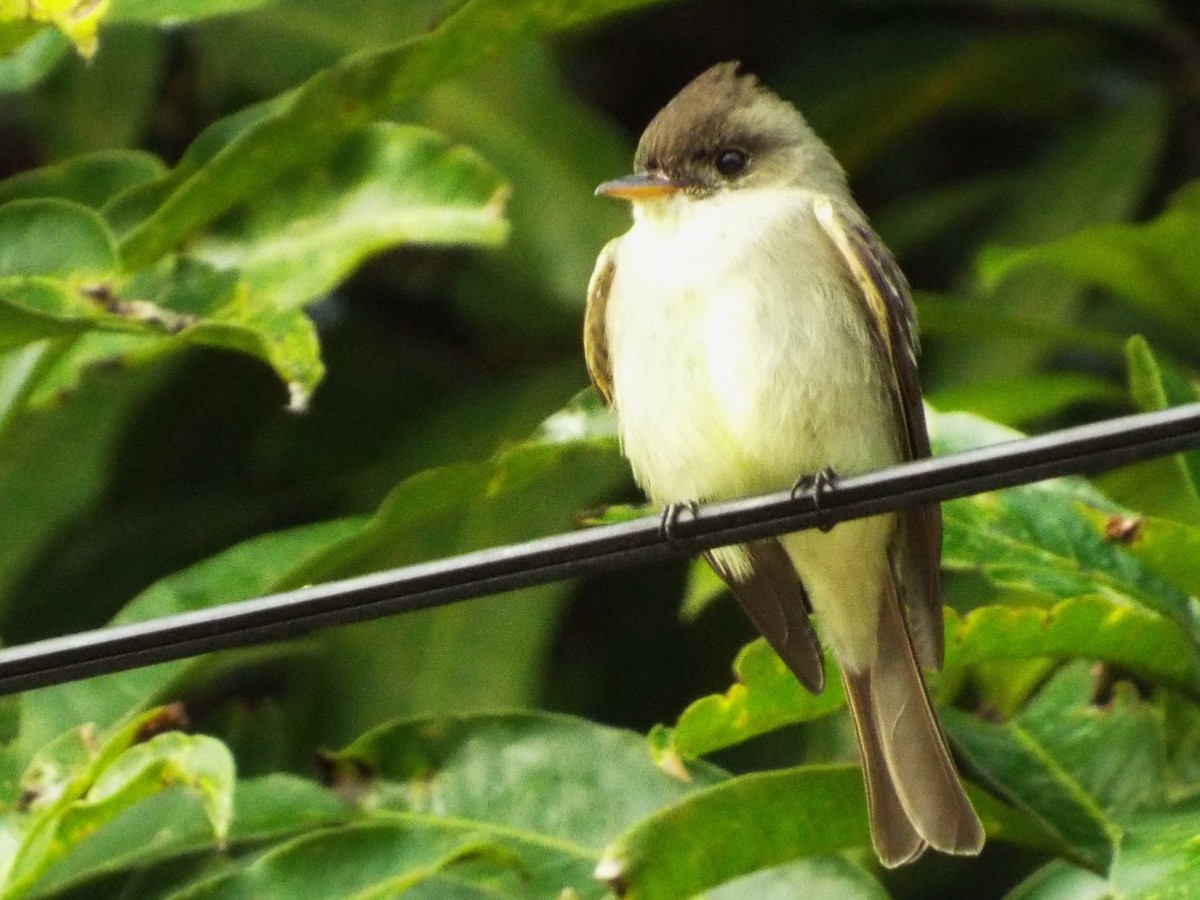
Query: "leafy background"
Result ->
[[2, 0, 1200, 896]]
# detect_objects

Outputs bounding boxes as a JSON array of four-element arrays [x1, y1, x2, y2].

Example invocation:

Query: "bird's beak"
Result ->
[[595, 171, 688, 201]]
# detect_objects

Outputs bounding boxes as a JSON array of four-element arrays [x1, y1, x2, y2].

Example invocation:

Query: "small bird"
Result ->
[[584, 62, 984, 866]]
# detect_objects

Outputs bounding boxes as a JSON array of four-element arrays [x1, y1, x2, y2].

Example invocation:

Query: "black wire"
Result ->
[[3, 402, 1200, 696]]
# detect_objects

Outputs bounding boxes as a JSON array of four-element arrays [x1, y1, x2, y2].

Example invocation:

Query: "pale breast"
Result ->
[[605, 188, 898, 504]]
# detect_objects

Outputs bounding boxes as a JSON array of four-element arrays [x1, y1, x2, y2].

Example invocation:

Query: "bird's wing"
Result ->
[[812, 196, 944, 670], [584, 239, 618, 405], [706, 540, 826, 694]]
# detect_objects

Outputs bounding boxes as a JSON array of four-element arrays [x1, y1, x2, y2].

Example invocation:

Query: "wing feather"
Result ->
[[812, 196, 944, 670], [706, 540, 826, 694], [584, 239, 618, 405]]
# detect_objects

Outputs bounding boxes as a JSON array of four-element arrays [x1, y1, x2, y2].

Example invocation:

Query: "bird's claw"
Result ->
[[659, 500, 700, 548], [790, 466, 840, 532]]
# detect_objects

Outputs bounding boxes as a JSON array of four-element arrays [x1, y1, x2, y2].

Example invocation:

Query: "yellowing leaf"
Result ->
[[2, 0, 111, 58]]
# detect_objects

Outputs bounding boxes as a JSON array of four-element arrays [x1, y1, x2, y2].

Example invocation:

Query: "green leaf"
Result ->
[[165, 823, 531, 900], [705, 857, 888, 900], [0, 366, 158, 624], [943, 709, 1117, 871], [1005, 859, 1110, 900], [146, 712, 721, 899], [928, 372, 1123, 427], [1125, 335, 1200, 503], [666, 640, 844, 759], [944, 89, 1166, 380], [112, 0, 675, 269], [1006, 803, 1200, 898], [1018, 663, 1169, 817], [933, 411, 1200, 642], [0, 199, 118, 278], [412, 46, 630, 306], [29, 775, 352, 898], [981, 180, 1200, 340], [192, 123, 508, 311], [0, 26, 67, 92], [11, 518, 362, 756], [108, 0, 275, 22], [114, 257, 325, 407], [3, 708, 235, 896], [596, 765, 1052, 898], [0, 151, 165, 209], [0, 0, 109, 58], [915, 292, 1128, 357], [332, 712, 727, 850], [944, 599, 1200, 702], [1106, 513, 1200, 602]]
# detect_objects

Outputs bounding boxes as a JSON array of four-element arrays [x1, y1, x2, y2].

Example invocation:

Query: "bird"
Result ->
[[583, 61, 984, 866]]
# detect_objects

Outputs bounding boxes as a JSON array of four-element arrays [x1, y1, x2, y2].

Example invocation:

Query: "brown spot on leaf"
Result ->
[[315, 750, 376, 805], [135, 703, 190, 742], [1104, 514, 1144, 544]]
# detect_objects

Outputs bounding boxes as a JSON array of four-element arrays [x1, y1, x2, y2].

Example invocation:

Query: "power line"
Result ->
[[3, 403, 1200, 696]]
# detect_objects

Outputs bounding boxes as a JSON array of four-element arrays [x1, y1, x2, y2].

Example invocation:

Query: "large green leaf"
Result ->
[[981, 180, 1200, 341], [27, 775, 353, 898], [927, 372, 1123, 427], [1007, 803, 1200, 899], [0, 0, 107, 57], [943, 89, 1166, 379], [0, 367, 158, 622], [1, 708, 235, 898], [0, 27, 66, 92], [934, 411, 1200, 641], [10, 518, 363, 757], [705, 858, 889, 900], [0, 151, 164, 209], [944, 710, 1116, 871], [280, 396, 627, 744], [597, 764, 1055, 899], [0, 199, 117, 278], [191, 122, 508, 311], [1017, 663, 1169, 818], [413, 47, 630, 307], [110, 0, 676, 270], [165, 712, 728, 899]]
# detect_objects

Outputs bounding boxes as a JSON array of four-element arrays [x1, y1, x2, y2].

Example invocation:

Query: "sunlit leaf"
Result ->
[[191, 123, 508, 311], [108, 0, 275, 22], [2, 708, 234, 896], [29, 775, 352, 898], [0, 0, 110, 57], [111, 0, 676, 269], [0, 26, 67, 92]]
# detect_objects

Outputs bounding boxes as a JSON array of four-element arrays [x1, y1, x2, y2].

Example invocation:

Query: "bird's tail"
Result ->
[[842, 576, 984, 867]]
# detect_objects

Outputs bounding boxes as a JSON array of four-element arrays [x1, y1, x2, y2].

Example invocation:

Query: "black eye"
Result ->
[[714, 148, 748, 177]]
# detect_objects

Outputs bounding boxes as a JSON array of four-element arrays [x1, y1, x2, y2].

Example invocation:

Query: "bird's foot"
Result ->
[[790, 466, 840, 532], [658, 500, 700, 548]]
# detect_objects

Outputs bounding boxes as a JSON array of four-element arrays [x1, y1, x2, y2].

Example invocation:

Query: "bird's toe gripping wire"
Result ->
[[658, 500, 700, 548], [790, 466, 841, 532]]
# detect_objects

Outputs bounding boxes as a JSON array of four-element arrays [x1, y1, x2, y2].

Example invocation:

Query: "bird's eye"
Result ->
[[714, 148, 748, 177]]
